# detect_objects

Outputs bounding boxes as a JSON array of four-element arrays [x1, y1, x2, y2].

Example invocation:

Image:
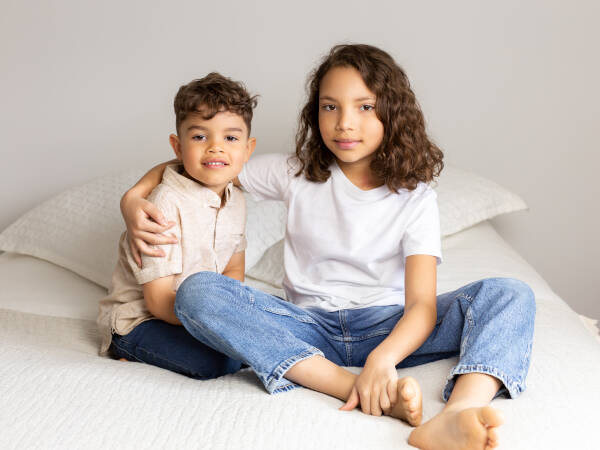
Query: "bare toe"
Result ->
[[389, 376, 422, 426]]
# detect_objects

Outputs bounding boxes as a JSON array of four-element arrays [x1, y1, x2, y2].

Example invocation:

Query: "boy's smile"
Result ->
[[170, 111, 255, 198]]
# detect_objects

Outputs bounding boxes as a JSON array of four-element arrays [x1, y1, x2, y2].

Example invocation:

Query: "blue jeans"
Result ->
[[110, 319, 243, 379], [174, 273, 535, 400]]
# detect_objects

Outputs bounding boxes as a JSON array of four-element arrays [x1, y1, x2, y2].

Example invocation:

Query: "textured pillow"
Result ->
[[0, 169, 286, 289], [435, 166, 527, 236], [0, 163, 524, 288]]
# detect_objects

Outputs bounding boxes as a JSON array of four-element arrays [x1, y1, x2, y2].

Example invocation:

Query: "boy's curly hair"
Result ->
[[174, 72, 258, 135], [295, 44, 444, 191]]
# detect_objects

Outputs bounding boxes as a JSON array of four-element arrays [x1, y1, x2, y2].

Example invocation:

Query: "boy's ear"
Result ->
[[169, 134, 182, 160], [245, 137, 256, 162]]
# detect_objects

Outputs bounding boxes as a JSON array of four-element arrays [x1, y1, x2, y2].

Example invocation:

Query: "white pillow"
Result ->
[[435, 166, 527, 236], [0, 163, 524, 289], [0, 169, 285, 289]]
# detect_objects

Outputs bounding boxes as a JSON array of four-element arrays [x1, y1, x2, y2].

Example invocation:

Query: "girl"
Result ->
[[121, 44, 535, 450]]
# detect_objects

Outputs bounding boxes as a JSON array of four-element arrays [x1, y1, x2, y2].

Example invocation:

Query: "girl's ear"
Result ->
[[169, 134, 182, 160]]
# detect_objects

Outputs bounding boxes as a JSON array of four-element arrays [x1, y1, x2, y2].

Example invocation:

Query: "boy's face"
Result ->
[[170, 111, 255, 196]]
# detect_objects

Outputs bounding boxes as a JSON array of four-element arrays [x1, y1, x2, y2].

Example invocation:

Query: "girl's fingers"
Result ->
[[128, 239, 142, 268], [379, 388, 391, 414], [137, 217, 176, 234], [142, 202, 169, 227], [135, 239, 166, 258], [339, 386, 360, 411], [138, 231, 177, 246], [387, 379, 398, 406], [359, 389, 371, 415], [370, 388, 383, 416]]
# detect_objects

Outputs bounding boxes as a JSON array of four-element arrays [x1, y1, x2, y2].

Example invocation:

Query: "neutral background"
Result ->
[[1, 0, 598, 317]]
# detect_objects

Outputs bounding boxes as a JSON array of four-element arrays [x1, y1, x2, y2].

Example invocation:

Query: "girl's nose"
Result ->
[[336, 110, 355, 131]]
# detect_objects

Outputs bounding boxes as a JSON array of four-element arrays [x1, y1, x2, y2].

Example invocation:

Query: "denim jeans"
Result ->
[[174, 273, 535, 400], [110, 319, 243, 379]]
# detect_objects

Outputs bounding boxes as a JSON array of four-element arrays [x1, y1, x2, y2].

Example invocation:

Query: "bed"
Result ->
[[1, 163, 599, 450]]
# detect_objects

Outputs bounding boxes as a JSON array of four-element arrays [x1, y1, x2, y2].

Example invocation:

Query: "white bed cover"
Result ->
[[1, 221, 599, 450]]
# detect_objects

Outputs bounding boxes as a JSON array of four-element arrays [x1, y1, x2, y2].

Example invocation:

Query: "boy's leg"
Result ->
[[110, 319, 243, 379], [405, 277, 535, 449], [174, 271, 352, 395]]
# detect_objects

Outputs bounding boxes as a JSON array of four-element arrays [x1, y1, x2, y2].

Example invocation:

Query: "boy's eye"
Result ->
[[360, 104, 375, 111], [321, 104, 336, 112], [192, 135, 206, 141], [225, 136, 239, 142]]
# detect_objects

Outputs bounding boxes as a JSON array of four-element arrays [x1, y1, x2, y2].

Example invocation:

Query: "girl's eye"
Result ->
[[225, 136, 239, 142], [360, 104, 375, 111], [321, 104, 336, 112], [192, 135, 206, 141]]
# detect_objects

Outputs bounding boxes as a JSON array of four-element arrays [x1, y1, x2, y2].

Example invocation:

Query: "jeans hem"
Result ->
[[264, 347, 324, 394], [443, 364, 524, 401]]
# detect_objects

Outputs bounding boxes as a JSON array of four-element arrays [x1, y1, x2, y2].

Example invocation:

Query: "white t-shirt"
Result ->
[[239, 153, 442, 311]]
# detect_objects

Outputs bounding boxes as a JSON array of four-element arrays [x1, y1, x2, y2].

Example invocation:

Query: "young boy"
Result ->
[[97, 73, 257, 380]]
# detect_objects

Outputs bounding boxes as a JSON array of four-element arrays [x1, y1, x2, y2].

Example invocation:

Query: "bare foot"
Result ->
[[407, 406, 503, 450], [119, 358, 128, 362], [385, 376, 423, 426]]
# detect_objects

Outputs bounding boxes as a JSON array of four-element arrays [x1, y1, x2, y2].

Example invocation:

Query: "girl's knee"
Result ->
[[479, 277, 536, 317]]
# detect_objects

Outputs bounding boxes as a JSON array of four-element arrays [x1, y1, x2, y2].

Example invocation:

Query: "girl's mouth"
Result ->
[[334, 140, 360, 150]]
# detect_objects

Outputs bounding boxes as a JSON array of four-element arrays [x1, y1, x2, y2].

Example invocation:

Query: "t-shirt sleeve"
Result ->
[[127, 188, 183, 284], [237, 153, 296, 202], [402, 187, 443, 265]]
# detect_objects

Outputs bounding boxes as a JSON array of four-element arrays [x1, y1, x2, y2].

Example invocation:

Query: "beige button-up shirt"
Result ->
[[97, 164, 247, 354]]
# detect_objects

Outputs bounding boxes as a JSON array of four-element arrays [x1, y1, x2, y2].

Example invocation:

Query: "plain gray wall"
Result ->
[[1, 0, 598, 317]]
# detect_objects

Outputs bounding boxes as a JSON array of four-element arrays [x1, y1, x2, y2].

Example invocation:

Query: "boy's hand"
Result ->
[[339, 350, 399, 416], [121, 194, 177, 267]]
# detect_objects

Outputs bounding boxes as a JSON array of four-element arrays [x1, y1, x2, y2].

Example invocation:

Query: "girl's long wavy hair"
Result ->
[[295, 44, 444, 191]]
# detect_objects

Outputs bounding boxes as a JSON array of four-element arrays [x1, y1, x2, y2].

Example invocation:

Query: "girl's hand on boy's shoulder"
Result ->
[[121, 195, 177, 267], [339, 351, 399, 416]]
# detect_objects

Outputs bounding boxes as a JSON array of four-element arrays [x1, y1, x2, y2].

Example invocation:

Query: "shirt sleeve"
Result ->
[[401, 187, 443, 265], [127, 188, 183, 284], [235, 235, 248, 253], [238, 152, 296, 202]]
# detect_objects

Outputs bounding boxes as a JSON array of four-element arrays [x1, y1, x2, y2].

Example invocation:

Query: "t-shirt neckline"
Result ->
[[331, 160, 391, 201]]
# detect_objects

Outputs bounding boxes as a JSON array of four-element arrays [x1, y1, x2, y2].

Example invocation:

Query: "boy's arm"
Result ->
[[340, 255, 438, 415], [142, 275, 181, 325], [222, 251, 245, 282], [121, 159, 178, 266]]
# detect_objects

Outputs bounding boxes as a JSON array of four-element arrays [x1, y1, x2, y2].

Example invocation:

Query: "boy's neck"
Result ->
[[180, 168, 228, 206]]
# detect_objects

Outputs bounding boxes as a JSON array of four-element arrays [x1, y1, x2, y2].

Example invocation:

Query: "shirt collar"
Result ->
[[162, 164, 234, 208]]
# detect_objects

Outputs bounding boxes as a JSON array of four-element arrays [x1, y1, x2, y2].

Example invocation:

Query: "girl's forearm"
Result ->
[[370, 302, 437, 365], [122, 160, 175, 203]]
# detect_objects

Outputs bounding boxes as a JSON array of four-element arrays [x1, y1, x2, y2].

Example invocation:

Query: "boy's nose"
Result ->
[[208, 145, 224, 153]]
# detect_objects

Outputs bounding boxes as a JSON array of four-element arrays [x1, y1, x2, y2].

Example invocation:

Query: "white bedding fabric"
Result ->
[[1, 221, 599, 450]]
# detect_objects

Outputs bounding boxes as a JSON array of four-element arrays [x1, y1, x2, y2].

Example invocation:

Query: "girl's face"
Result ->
[[318, 66, 384, 169]]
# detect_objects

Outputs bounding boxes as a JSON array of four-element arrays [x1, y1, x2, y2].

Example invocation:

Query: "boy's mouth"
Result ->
[[202, 160, 229, 167]]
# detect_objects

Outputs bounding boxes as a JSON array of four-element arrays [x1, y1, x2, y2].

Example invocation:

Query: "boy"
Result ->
[[97, 72, 257, 380]]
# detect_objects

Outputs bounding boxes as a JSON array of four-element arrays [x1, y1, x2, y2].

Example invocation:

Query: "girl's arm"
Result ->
[[340, 254, 437, 415], [142, 275, 182, 325], [121, 160, 179, 267]]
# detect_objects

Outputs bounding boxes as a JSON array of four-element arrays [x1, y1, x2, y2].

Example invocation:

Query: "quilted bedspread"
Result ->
[[1, 223, 599, 449]]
